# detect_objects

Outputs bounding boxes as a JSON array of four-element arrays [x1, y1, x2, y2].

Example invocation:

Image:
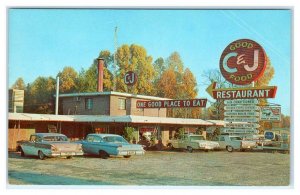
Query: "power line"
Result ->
[[221, 10, 290, 65]]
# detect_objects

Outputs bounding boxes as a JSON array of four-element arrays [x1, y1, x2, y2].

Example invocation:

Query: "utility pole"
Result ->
[[55, 77, 59, 115], [113, 26, 118, 91]]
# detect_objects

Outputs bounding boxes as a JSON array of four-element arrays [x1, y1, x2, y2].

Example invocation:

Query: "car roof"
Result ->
[[87, 133, 122, 138], [32, 133, 67, 137]]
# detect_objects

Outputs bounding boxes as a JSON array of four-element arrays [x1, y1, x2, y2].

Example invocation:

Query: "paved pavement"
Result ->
[[7, 150, 291, 186]]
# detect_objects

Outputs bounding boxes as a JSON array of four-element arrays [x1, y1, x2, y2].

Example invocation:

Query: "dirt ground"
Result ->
[[7, 150, 291, 186]]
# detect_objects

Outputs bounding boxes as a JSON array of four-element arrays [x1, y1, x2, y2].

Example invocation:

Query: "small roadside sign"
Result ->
[[260, 106, 281, 121]]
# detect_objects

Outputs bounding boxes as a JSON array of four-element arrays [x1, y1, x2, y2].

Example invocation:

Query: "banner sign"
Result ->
[[225, 123, 260, 128], [260, 106, 281, 121], [224, 105, 260, 111], [212, 86, 277, 100], [219, 39, 267, 85], [136, 99, 207, 109]]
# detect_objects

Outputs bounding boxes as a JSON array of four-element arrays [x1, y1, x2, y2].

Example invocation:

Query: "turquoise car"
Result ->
[[81, 134, 145, 159]]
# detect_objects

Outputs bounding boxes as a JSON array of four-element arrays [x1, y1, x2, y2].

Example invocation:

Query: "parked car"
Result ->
[[167, 134, 220, 152], [19, 133, 84, 160], [212, 135, 257, 152], [80, 134, 145, 159]]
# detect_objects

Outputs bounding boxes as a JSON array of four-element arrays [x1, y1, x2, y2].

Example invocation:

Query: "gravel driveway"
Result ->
[[7, 150, 291, 186]]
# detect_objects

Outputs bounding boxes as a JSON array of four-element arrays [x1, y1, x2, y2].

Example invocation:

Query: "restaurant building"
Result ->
[[8, 59, 225, 150]]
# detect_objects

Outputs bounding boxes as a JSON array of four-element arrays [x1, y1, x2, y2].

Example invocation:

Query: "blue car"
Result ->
[[81, 134, 145, 159]]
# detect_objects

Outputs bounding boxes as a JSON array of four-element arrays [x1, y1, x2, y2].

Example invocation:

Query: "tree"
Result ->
[[156, 68, 177, 99], [153, 57, 166, 79], [181, 68, 198, 99], [115, 44, 155, 95], [166, 52, 184, 75], [201, 69, 228, 120], [57, 66, 78, 93], [11, 77, 26, 90], [76, 50, 113, 92], [255, 56, 275, 87], [24, 76, 56, 113]]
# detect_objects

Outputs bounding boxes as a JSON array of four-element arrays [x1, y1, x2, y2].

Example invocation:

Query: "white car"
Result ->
[[167, 134, 220, 152], [20, 133, 83, 160], [213, 135, 257, 152]]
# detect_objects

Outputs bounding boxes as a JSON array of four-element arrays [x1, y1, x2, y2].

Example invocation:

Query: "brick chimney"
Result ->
[[97, 58, 104, 92]]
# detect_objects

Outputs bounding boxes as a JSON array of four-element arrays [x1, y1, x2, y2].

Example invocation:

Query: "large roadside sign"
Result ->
[[212, 86, 277, 100], [219, 39, 267, 85], [206, 83, 277, 100], [260, 106, 281, 121]]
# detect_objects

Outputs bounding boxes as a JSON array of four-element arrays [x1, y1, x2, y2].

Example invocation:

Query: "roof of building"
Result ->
[[32, 133, 67, 137], [8, 113, 224, 126], [58, 91, 171, 101], [8, 113, 74, 122]]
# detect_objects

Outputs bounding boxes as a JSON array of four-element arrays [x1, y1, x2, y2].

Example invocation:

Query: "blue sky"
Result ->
[[8, 9, 291, 115]]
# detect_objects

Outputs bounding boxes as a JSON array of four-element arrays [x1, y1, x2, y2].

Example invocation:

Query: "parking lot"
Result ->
[[8, 150, 290, 186]]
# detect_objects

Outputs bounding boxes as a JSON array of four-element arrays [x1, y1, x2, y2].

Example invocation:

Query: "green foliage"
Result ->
[[178, 128, 186, 139], [123, 127, 136, 143], [196, 127, 204, 135], [24, 76, 56, 113]]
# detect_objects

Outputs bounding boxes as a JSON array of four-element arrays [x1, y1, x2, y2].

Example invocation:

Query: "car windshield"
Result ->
[[230, 137, 242, 141], [190, 136, 205, 141], [42, 136, 68, 142], [103, 136, 128, 143]]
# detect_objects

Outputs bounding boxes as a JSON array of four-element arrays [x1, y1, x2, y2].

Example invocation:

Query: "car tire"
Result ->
[[99, 150, 109, 159], [16, 146, 21, 152], [226, 146, 234, 152], [124, 155, 131, 158], [187, 146, 193, 153], [66, 156, 73, 159], [38, 151, 46, 160], [20, 148, 25, 157], [167, 143, 174, 150]]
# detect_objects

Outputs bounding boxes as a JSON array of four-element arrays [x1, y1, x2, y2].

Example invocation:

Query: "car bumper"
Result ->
[[47, 151, 84, 157], [117, 150, 145, 156], [200, 146, 220, 150]]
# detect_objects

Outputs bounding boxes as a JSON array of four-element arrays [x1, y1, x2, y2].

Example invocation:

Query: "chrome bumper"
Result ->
[[48, 151, 84, 157], [117, 150, 145, 156]]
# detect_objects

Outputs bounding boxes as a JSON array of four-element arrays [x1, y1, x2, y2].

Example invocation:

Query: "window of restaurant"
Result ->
[[85, 98, 93, 110], [118, 98, 126, 110]]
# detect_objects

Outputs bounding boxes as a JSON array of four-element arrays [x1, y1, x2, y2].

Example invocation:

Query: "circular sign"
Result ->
[[219, 39, 267, 85], [124, 71, 137, 86]]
